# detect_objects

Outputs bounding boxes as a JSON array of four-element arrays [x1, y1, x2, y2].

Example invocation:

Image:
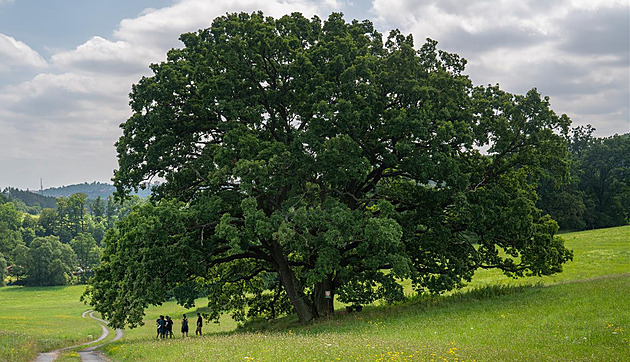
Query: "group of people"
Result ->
[[156, 312, 203, 339]]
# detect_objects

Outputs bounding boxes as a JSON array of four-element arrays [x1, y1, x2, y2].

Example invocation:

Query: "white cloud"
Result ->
[[372, 0, 565, 49], [569, 0, 628, 10], [371, 0, 629, 137], [0, 0, 628, 189], [51, 36, 158, 75], [0, 33, 47, 71], [114, 0, 321, 51], [0, 0, 335, 188]]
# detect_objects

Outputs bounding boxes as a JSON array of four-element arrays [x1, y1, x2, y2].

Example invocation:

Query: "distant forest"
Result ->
[[2, 182, 153, 214], [41, 182, 118, 199], [3, 188, 56, 211], [0, 189, 146, 287], [41, 181, 153, 199]]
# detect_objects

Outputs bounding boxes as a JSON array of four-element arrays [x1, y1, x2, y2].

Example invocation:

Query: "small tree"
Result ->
[[0, 202, 25, 267], [14, 236, 76, 286], [0, 253, 7, 287], [70, 233, 101, 282]]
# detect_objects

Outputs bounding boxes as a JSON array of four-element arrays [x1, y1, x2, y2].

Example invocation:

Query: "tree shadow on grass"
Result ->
[[233, 283, 544, 335]]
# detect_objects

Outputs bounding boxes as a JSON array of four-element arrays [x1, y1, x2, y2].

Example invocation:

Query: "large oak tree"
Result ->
[[84, 12, 573, 327]]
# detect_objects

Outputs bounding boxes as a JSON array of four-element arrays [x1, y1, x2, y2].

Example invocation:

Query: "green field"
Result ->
[[1, 225, 628, 361], [0, 286, 101, 362]]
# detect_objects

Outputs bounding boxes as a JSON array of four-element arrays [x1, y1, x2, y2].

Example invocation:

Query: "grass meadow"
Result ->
[[0, 225, 628, 361], [0, 286, 101, 362]]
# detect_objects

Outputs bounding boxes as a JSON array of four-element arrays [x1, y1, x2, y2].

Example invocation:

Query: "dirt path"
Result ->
[[33, 310, 122, 362]]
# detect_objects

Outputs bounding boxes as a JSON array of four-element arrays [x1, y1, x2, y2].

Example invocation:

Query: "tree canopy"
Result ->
[[12, 236, 76, 286], [84, 12, 573, 328], [579, 133, 630, 228], [538, 128, 630, 230], [0, 191, 143, 287]]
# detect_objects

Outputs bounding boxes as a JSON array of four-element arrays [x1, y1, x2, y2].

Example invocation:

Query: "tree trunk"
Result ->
[[313, 277, 335, 317], [269, 240, 314, 323]]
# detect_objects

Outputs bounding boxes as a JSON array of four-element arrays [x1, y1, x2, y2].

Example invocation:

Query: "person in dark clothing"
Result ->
[[195, 312, 203, 336], [165, 316, 174, 338], [157, 315, 166, 339], [181, 314, 189, 338]]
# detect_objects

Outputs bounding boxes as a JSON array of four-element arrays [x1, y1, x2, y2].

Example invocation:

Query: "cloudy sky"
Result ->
[[0, 0, 628, 190]]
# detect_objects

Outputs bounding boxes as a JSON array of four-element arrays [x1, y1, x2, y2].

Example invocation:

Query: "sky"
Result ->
[[0, 0, 628, 191]]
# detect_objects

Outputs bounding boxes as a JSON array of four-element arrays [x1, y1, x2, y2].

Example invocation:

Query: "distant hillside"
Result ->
[[3, 182, 153, 210], [3, 187, 57, 209], [41, 182, 116, 199], [41, 182, 153, 200]]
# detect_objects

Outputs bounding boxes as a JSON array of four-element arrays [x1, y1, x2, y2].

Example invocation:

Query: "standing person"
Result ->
[[166, 316, 173, 338], [195, 312, 203, 336], [155, 317, 161, 339], [157, 315, 166, 339], [181, 314, 189, 338]]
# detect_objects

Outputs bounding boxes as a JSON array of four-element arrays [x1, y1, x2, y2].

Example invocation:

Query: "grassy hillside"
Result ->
[[467, 224, 630, 287], [100, 225, 630, 361], [0, 225, 628, 361], [104, 277, 629, 361]]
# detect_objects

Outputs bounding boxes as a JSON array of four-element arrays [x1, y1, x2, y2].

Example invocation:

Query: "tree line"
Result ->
[[538, 128, 629, 231], [0, 192, 144, 287], [2, 187, 57, 214]]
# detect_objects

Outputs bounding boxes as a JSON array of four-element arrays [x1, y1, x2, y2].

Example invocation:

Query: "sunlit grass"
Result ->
[[1, 225, 628, 361], [101, 276, 629, 361], [0, 285, 101, 362], [468, 225, 630, 287], [101, 225, 629, 361]]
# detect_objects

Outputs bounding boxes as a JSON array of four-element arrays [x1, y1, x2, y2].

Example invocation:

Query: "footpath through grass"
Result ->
[[0, 225, 628, 361], [0, 286, 101, 362]]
